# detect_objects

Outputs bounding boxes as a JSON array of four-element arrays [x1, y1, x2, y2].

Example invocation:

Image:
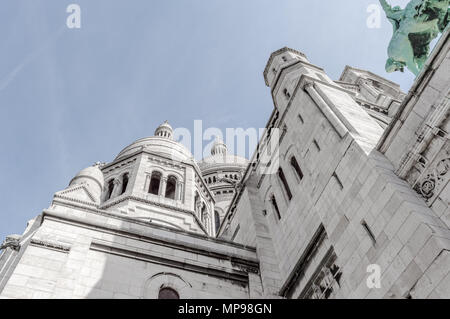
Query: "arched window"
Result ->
[[149, 172, 161, 195], [214, 210, 221, 234], [278, 167, 292, 200], [105, 179, 115, 201], [271, 195, 281, 220], [290, 156, 303, 181], [165, 176, 177, 200], [120, 173, 129, 195], [208, 177, 212, 184], [213, 176, 216, 183], [158, 287, 179, 299]]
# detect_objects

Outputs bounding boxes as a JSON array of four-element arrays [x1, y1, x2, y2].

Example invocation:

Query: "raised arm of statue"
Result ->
[[379, 0, 394, 15]]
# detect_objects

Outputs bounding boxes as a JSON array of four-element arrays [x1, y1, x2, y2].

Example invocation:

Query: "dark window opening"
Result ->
[[333, 172, 344, 190], [291, 156, 304, 181], [231, 224, 241, 241], [313, 139, 321, 152], [165, 176, 177, 199], [361, 220, 376, 246], [278, 167, 293, 200], [149, 172, 161, 195], [158, 287, 179, 299], [280, 125, 288, 142], [271, 195, 282, 220], [120, 173, 129, 195]]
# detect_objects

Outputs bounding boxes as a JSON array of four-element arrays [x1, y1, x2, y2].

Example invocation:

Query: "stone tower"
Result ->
[[100, 120, 215, 235]]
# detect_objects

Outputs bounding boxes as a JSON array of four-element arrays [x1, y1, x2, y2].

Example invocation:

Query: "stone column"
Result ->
[[111, 179, 121, 198], [175, 181, 182, 201], [144, 175, 151, 192], [159, 177, 167, 197]]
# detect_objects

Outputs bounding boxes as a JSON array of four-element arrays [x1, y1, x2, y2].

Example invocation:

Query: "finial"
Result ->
[[93, 161, 106, 168]]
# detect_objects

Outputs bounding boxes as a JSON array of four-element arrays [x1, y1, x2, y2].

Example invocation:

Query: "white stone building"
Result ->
[[0, 29, 449, 299]]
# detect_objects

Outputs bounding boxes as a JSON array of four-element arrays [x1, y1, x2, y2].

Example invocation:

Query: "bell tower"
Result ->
[[263, 47, 337, 115]]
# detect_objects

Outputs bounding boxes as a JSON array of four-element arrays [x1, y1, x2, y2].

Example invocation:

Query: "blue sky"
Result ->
[[0, 0, 417, 240]]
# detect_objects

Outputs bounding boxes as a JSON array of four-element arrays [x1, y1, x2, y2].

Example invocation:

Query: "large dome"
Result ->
[[199, 154, 248, 171], [115, 121, 195, 162], [115, 136, 195, 163]]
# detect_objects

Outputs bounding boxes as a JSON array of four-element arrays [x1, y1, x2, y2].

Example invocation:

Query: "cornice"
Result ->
[[46, 200, 256, 252], [339, 65, 403, 91], [30, 239, 71, 253]]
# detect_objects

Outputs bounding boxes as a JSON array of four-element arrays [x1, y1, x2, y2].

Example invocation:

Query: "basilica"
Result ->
[[0, 28, 449, 299]]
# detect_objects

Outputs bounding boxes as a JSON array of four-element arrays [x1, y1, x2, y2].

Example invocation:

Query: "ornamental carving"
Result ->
[[413, 141, 450, 204]]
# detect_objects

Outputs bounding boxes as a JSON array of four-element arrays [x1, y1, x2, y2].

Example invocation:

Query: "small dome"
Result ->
[[199, 139, 248, 172], [211, 137, 227, 155], [154, 120, 173, 140], [69, 164, 104, 190]]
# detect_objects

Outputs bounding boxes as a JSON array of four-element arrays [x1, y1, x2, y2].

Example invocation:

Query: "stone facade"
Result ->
[[0, 30, 449, 299]]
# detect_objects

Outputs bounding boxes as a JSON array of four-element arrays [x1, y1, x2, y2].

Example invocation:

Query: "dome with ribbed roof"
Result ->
[[69, 164, 104, 190], [68, 164, 105, 202], [114, 121, 195, 163], [199, 139, 248, 172]]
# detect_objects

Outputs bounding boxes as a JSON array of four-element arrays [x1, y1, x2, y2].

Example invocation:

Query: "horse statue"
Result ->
[[380, 0, 449, 75]]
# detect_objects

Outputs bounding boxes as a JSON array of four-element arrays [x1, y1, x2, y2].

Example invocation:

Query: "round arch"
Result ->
[[142, 272, 194, 299]]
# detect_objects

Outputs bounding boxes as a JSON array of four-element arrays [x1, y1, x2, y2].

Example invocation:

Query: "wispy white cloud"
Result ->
[[0, 25, 66, 92]]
